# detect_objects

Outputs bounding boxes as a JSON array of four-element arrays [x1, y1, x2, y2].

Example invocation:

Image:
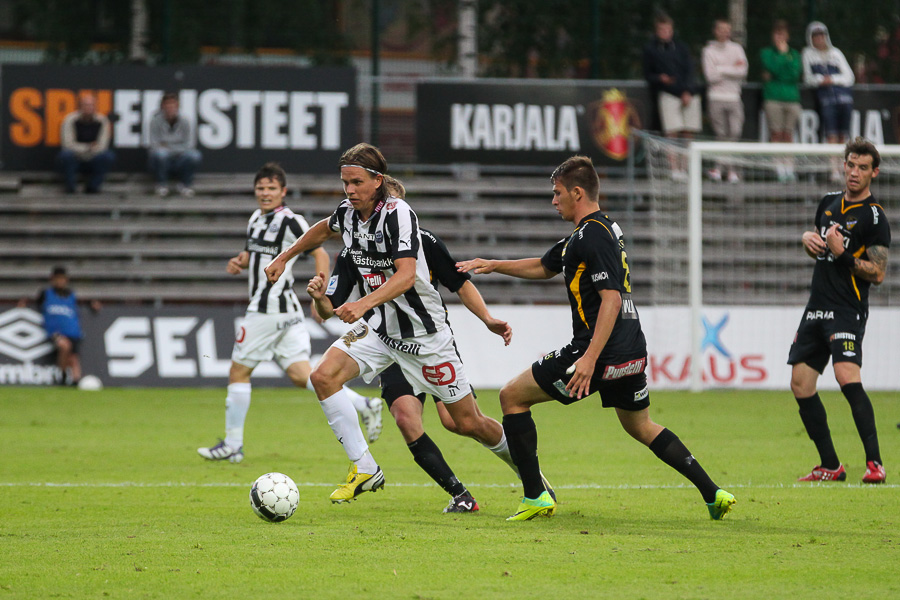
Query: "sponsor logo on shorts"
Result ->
[[422, 362, 456, 385], [842, 351, 857, 357], [805, 310, 834, 320], [552, 379, 568, 396], [376, 332, 422, 355], [592, 271, 609, 282], [341, 323, 369, 349], [602, 357, 646, 380], [276, 316, 303, 330], [829, 332, 856, 342], [633, 385, 649, 402]]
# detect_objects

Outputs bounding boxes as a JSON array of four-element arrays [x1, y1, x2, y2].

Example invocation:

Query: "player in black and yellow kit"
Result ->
[[789, 137, 890, 484], [458, 155, 735, 521]]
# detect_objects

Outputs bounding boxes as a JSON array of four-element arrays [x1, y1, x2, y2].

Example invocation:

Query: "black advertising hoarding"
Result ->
[[0, 304, 350, 388], [416, 79, 652, 166], [1, 65, 356, 173], [417, 79, 900, 165]]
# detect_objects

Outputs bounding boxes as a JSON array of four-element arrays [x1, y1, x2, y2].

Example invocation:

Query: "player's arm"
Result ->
[[307, 271, 336, 320], [332, 257, 416, 324], [456, 257, 555, 279], [307, 246, 331, 323], [565, 289, 621, 400], [825, 224, 889, 284], [456, 280, 512, 346], [265, 219, 336, 282], [226, 251, 250, 274]]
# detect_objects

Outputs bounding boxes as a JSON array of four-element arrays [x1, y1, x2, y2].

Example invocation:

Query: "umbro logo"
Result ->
[[0, 307, 54, 362]]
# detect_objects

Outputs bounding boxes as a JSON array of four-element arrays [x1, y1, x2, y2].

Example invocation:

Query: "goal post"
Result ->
[[640, 134, 900, 391]]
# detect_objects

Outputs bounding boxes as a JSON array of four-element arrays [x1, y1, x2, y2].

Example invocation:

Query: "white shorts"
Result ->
[[232, 311, 311, 370], [659, 92, 702, 134], [333, 320, 471, 403]]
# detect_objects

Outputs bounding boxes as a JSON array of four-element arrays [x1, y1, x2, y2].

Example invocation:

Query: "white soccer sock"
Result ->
[[224, 382, 251, 449], [319, 390, 377, 472], [341, 385, 371, 413], [484, 431, 519, 476]]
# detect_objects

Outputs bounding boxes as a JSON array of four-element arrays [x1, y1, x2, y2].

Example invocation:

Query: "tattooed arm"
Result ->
[[852, 245, 889, 284]]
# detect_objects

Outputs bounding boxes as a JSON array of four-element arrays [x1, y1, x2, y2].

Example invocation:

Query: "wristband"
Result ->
[[834, 252, 855, 268]]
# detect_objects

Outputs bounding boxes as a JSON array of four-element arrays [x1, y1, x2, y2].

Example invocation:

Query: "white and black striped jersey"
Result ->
[[328, 196, 447, 339], [244, 205, 310, 314]]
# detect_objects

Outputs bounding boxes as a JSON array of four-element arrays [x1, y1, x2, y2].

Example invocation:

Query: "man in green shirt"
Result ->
[[760, 20, 803, 181]]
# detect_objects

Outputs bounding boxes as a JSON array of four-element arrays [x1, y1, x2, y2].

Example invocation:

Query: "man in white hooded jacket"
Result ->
[[802, 21, 855, 180]]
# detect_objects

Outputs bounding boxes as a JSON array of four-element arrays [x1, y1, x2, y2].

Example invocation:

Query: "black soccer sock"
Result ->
[[648, 428, 719, 504], [502, 411, 545, 499], [841, 382, 882, 464], [407, 433, 468, 497], [795, 393, 841, 469]]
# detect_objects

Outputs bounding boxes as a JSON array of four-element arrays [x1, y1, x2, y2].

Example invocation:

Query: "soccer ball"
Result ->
[[249, 472, 299, 522], [77, 375, 103, 391]]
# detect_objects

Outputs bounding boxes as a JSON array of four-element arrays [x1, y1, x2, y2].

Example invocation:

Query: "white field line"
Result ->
[[0, 482, 898, 489]]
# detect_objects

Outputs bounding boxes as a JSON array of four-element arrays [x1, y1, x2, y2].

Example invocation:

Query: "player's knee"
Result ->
[[309, 366, 337, 397], [56, 337, 72, 352], [498, 384, 521, 414], [790, 376, 814, 398]]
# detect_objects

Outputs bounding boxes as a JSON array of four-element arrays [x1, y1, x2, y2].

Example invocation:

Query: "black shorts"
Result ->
[[52, 333, 80, 355], [378, 363, 476, 407], [531, 343, 650, 411], [787, 308, 866, 373]]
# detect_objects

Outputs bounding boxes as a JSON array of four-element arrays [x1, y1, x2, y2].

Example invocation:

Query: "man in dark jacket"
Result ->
[[643, 13, 701, 180]]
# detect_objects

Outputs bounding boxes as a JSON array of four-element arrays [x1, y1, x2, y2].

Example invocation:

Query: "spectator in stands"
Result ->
[[642, 12, 702, 181], [702, 18, 748, 182], [57, 93, 114, 194], [761, 19, 803, 182], [148, 92, 202, 197], [28, 267, 100, 385], [803, 21, 855, 181]]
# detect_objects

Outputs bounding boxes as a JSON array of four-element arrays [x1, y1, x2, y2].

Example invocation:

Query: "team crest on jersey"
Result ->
[[386, 201, 397, 210], [375, 231, 383, 243], [341, 322, 369, 349], [268, 223, 279, 232], [846, 219, 857, 229]]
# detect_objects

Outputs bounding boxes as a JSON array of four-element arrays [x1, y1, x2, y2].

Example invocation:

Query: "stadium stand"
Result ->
[[1, 171, 896, 307]]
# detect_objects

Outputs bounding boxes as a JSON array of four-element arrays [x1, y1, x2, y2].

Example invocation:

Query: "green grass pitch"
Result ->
[[1, 386, 898, 599]]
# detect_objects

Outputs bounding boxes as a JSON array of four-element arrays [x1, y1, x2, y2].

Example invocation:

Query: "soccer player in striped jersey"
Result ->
[[307, 175, 523, 513], [266, 144, 518, 504], [197, 163, 382, 465], [459, 155, 735, 521]]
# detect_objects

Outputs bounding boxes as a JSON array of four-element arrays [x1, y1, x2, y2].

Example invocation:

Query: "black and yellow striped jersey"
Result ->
[[541, 210, 646, 361], [810, 191, 891, 314]]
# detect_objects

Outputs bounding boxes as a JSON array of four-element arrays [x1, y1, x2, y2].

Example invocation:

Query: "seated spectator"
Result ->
[[32, 267, 100, 385], [702, 18, 748, 182], [57, 93, 115, 194], [148, 92, 202, 197]]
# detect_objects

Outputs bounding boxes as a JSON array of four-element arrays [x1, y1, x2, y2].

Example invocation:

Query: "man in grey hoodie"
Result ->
[[802, 21, 854, 180], [148, 92, 203, 196]]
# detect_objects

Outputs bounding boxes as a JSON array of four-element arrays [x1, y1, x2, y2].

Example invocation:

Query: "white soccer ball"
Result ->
[[77, 375, 103, 391], [249, 472, 300, 522]]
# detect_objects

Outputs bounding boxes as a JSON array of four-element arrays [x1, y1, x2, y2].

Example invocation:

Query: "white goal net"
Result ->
[[640, 133, 900, 388]]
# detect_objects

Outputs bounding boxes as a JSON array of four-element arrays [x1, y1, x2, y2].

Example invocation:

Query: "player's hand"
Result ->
[[456, 258, 495, 274], [681, 91, 692, 107], [484, 317, 512, 346], [659, 73, 674, 85], [334, 299, 368, 324], [802, 230, 827, 256], [564, 357, 595, 400], [226, 255, 244, 275], [265, 257, 286, 283], [306, 271, 327, 301], [825, 223, 846, 256]]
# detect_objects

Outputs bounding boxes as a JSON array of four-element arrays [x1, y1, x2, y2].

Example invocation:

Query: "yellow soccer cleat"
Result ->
[[707, 489, 736, 520], [329, 463, 385, 503], [506, 491, 556, 521]]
